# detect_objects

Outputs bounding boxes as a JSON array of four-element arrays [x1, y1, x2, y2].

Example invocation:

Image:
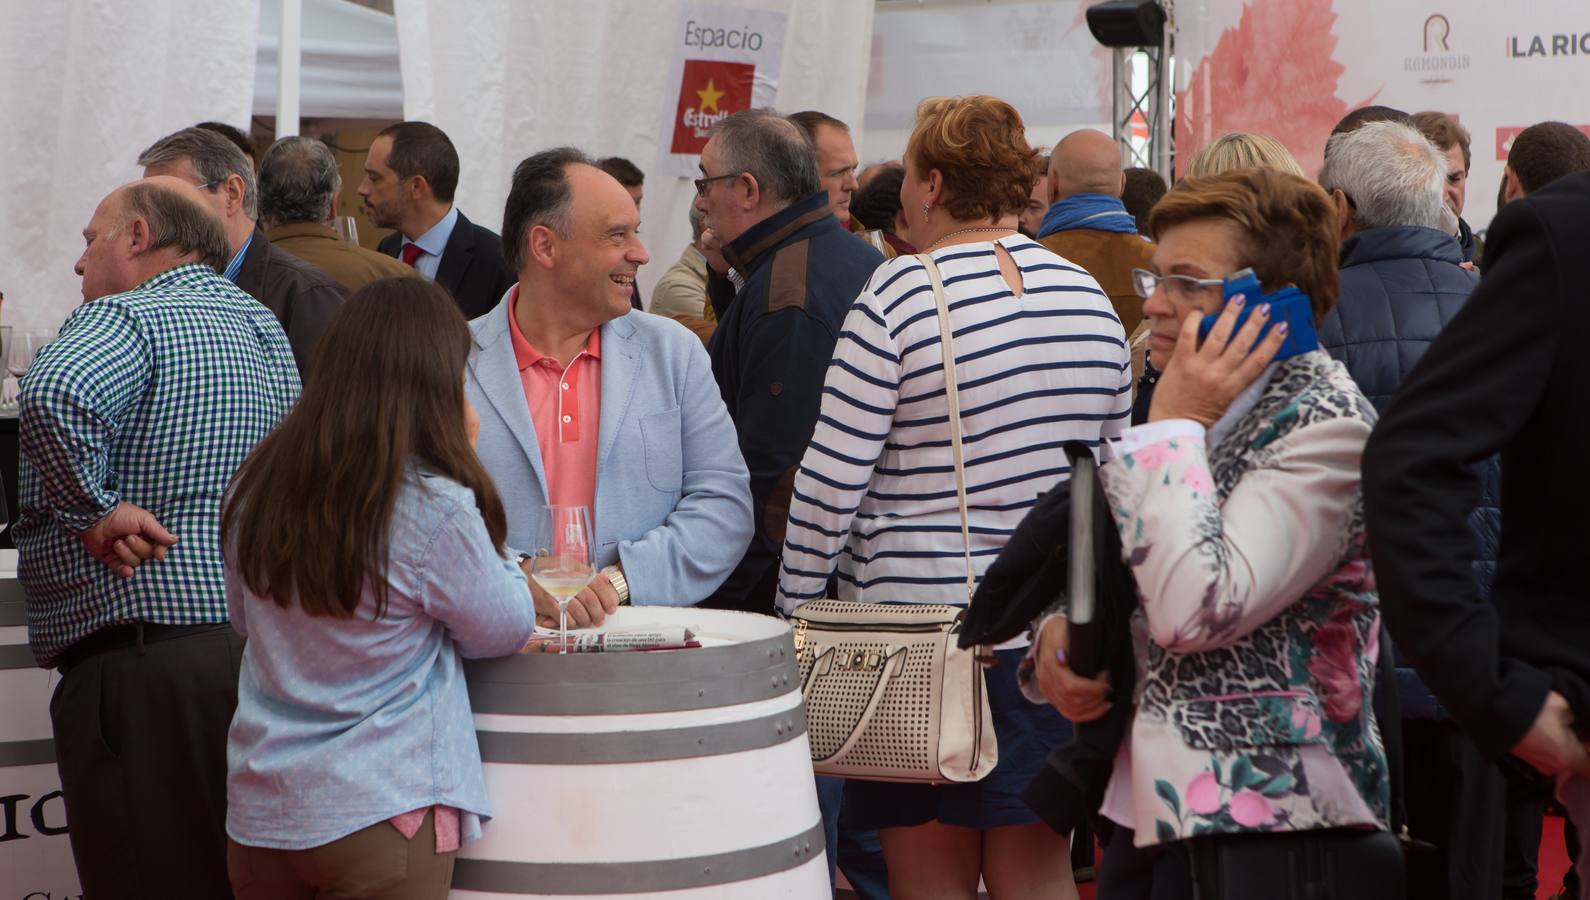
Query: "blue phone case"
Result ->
[[1197, 269, 1319, 360]]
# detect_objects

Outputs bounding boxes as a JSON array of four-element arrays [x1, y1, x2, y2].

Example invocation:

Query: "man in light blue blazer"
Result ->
[[467, 147, 752, 625]]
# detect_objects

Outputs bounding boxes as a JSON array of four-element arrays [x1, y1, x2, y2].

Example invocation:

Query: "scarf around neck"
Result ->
[[1037, 193, 1138, 238]]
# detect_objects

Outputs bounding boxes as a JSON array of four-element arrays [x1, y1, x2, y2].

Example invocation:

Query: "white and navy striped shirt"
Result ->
[[774, 235, 1132, 634]]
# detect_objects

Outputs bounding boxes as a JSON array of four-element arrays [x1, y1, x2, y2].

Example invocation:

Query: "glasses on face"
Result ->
[[693, 172, 743, 196], [1131, 268, 1227, 303]]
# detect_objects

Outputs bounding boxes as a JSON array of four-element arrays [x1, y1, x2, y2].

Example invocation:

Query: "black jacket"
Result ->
[[1319, 226, 1497, 719], [1364, 170, 1590, 759], [702, 193, 884, 614], [234, 226, 348, 373], [378, 210, 516, 321], [958, 458, 1139, 836]]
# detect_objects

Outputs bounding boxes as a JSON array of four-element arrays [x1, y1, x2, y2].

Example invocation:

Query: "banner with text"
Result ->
[[1173, 0, 1590, 232], [657, 4, 787, 178]]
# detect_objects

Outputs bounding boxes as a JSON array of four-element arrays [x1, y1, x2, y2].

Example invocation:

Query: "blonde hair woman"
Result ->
[[1183, 132, 1305, 179]]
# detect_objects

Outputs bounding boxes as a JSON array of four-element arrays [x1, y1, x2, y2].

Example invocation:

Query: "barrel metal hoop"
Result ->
[[451, 818, 825, 894], [0, 643, 38, 670], [465, 632, 797, 716], [0, 738, 55, 767], [476, 703, 807, 765]]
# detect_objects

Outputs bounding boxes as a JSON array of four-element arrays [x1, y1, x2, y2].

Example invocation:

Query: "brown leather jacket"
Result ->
[[1038, 228, 1156, 336]]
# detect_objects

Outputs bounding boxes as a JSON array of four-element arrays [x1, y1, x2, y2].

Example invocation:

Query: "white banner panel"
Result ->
[[866, 0, 1111, 162], [657, 5, 789, 178], [0, 0, 260, 336], [396, 0, 871, 306], [1175, 0, 1590, 231]]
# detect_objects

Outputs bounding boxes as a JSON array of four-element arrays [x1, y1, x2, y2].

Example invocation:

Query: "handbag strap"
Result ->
[[916, 253, 975, 605]]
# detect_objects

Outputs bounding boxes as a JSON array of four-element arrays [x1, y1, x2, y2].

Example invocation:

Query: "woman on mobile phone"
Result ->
[[1031, 169, 1395, 900], [220, 277, 536, 900]]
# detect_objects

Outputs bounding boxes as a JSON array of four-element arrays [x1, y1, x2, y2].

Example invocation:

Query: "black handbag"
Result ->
[[1187, 828, 1406, 900]]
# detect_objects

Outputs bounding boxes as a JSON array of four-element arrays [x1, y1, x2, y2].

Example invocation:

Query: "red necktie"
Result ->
[[401, 243, 424, 267]]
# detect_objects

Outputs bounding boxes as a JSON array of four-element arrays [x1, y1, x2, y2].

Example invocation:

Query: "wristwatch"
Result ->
[[601, 564, 630, 605]]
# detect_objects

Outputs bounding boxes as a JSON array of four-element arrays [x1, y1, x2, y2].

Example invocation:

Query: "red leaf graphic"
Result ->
[[1176, 0, 1354, 179]]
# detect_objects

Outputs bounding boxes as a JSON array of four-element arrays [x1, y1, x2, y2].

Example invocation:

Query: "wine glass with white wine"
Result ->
[[528, 505, 594, 654]]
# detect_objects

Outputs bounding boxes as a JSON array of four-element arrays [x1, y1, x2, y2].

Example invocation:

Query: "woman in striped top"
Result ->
[[776, 96, 1131, 898]]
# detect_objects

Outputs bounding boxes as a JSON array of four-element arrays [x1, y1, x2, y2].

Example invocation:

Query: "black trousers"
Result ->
[[1403, 719, 1507, 900], [1097, 824, 1195, 900], [50, 624, 244, 899], [1501, 768, 1547, 900]]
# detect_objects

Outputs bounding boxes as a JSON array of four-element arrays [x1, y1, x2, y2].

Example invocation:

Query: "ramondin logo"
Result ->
[[1407, 12, 1470, 81], [1424, 14, 1451, 52]]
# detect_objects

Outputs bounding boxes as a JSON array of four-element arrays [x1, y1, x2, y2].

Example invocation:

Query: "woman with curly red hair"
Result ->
[[777, 95, 1133, 898]]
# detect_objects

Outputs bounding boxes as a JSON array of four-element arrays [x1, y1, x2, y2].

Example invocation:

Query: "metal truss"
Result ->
[[1110, 0, 1175, 181]]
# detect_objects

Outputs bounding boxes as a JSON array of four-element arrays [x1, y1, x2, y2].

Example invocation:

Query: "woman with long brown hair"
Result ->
[[220, 278, 536, 899]]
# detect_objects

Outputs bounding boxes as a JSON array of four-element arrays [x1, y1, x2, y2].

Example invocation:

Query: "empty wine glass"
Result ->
[[0, 327, 12, 411], [333, 216, 360, 245], [8, 331, 46, 384], [528, 505, 594, 654]]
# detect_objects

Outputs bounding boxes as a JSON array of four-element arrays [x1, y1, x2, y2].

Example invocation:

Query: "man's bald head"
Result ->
[[1049, 129, 1125, 201], [77, 177, 234, 300]]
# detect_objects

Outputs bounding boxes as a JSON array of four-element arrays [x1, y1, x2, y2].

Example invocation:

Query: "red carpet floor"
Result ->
[[1540, 815, 1573, 900]]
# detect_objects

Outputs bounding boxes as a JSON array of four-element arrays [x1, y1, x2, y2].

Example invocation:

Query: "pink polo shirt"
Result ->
[[507, 285, 601, 520]]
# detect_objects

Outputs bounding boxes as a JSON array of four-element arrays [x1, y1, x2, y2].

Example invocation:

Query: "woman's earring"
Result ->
[[921, 202, 932, 220]]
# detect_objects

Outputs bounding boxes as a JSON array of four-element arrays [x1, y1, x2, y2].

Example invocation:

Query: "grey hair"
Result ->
[[257, 136, 342, 228], [707, 109, 820, 207], [688, 204, 705, 240], [1319, 120, 1454, 232], [138, 126, 259, 220], [115, 181, 234, 273]]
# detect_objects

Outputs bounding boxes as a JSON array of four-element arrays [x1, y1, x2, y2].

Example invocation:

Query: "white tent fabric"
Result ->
[[0, 0, 260, 335], [394, 0, 875, 304], [255, 0, 403, 119]]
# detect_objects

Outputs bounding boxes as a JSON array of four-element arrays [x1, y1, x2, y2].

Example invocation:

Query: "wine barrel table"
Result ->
[[452, 607, 826, 899], [0, 566, 82, 898]]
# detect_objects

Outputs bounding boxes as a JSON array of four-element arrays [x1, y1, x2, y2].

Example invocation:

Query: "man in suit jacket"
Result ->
[[467, 147, 752, 627], [258, 136, 416, 294], [139, 127, 347, 373], [362, 121, 516, 320], [1364, 169, 1590, 894]]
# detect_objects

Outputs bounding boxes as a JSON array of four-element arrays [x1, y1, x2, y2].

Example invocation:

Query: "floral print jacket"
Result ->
[[1096, 350, 1390, 846]]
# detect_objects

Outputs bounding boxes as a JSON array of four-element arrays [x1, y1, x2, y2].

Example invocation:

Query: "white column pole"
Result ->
[[276, 0, 303, 138]]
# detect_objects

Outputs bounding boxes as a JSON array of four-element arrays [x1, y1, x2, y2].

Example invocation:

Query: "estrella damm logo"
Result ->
[[670, 59, 755, 154]]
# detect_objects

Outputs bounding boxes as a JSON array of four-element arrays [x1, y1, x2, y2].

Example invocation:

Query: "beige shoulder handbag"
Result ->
[[789, 253, 998, 784]]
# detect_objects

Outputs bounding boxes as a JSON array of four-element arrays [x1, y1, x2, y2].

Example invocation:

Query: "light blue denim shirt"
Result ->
[[224, 469, 536, 850]]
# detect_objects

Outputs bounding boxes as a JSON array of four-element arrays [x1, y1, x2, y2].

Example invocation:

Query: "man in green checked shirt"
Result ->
[[15, 176, 300, 898]]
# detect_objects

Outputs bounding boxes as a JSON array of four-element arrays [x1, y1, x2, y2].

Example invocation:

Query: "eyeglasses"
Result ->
[[1131, 268, 1227, 302], [693, 172, 743, 196]]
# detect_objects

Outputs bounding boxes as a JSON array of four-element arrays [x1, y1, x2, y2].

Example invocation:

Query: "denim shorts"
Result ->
[[840, 647, 1074, 831]]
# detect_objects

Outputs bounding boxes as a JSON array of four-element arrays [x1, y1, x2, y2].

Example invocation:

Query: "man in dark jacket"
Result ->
[[1412, 111, 1480, 266], [139, 127, 348, 374], [695, 109, 886, 898], [364, 122, 516, 320], [696, 110, 883, 616], [1365, 164, 1590, 900], [1319, 119, 1504, 900]]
